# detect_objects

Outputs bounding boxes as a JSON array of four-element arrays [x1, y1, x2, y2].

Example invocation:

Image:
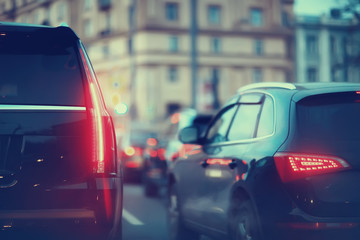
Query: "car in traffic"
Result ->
[[142, 137, 168, 197], [0, 22, 122, 240], [164, 109, 213, 163], [168, 82, 360, 240], [119, 129, 157, 183]]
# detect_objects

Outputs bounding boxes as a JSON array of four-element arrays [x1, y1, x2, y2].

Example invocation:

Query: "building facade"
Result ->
[[296, 14, 360, 83], [0, 0, 295, 122]]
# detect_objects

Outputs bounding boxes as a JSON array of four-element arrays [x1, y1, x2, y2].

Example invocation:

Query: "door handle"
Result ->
[[201, 159, 209, 168], [228, 159, 237, 169]]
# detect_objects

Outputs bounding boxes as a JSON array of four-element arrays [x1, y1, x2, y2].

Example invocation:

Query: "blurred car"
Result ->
[[0, 23, 122, 239], [168, 82, 360, 240], [120, 129, 156, 182], [142, 138, 168, 197], [164, 109, 213, 164]]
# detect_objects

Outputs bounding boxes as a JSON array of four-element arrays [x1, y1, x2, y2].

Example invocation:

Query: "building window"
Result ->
[[84, 0, 92, 11], [165, 2, 179, 21], [57, 3, 66, 21], [169, 36, 179, 52], [307, 68, 317, 82], [84, 19, 93, 37], [103, 44, 109, 58], [281, 11, 289, 27], [168, 67, 178, 82], [306, 35, 318, 57], [250, 8, 263, 27], [105, 12, 111, 31], [252, 68, 262, 83], [211, 37, 221, 53], [254, 39, 263, 56], [208, 5, 221, 24]]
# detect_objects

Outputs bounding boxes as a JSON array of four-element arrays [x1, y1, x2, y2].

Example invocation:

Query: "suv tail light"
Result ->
[[80, 47, 116, 174], [274, 153, 350, 183]]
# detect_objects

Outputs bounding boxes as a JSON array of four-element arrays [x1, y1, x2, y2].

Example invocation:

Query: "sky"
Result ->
[[294, 0, 347, 15]]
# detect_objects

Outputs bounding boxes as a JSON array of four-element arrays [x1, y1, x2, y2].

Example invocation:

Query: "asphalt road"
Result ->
[[122, 183, 169, 240], [122, 183, 212, 240]]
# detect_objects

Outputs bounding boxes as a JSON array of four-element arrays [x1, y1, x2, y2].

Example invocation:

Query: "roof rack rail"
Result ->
[[238, 82, 296, 92]]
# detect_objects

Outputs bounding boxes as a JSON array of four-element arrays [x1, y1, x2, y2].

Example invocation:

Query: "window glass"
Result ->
[[250, 8, 263, 26], [166, 2, 179, 21], [0, 30, 84, 106], [168, 66, 178, 82], [211, 37, 221, 53], [208, 5, 221, 24], [205, 104, 238, 144], [297, 92, 360, 141], [169, 36, 179, 52], [306, 35, 318, 57], [228, 98, 262, 141], [254, 39, 263, 56], [257, 96, 274, 137], [252, 68, 262, 83], [307, 68, 317, 82]]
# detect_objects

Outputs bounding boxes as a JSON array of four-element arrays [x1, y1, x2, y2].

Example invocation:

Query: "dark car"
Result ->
[[142, 137, 168, 197], [120, 130, 156, 183], [168, 82, 360, 240], [164, 110, 213, 163], [0, 23, 122, 239]]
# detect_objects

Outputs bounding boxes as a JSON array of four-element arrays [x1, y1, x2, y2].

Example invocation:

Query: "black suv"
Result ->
[[168, 82, 360, 240], [0, 23, 122, 239]]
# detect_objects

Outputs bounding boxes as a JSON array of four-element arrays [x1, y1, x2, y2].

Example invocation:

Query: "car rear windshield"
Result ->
[[0, 28, 85, 106], [296, 92, 360, 141]]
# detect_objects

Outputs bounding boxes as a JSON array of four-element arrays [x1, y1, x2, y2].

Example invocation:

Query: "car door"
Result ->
[[200, 93, 266, 233], [175, 97, 239, 228]]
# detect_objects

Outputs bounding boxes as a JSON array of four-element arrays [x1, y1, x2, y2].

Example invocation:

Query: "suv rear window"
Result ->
[[0, 28, 85, 106], [296, 92, 360, 141]]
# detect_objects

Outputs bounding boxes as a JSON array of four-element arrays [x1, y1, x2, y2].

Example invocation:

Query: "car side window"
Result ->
[[257, 95, 275, 137], [205, 104, 238, 144], [228, 96, 263, 141]]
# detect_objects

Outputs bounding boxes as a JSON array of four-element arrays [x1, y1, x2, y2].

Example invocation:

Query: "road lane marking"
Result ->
[[123, 209, 144, 226]]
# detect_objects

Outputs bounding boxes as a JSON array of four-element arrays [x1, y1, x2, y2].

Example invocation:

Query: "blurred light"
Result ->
[[356, 91, 360, 94], [115, 103, 128, 115], [37, 158, 44, 163], [171, 113, 180, 124], [207, 158, 232, 166], [125, 161, 141, 169], [150, 149, 158, 158], [125, 147, 135, 156], [147, 138, 157, 146], [158, 148, 166, 160]]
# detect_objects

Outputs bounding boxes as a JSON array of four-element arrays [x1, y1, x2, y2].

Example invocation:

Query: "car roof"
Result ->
[[0, 21, 78, 39], [238, 82, 360, 102]]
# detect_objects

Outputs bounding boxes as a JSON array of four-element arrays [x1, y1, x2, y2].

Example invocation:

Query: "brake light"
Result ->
[[150, 149, 158, 158], [80, 47, 116, 174], [274, 153, 350, 182], [158, 148, 166, 161], [147, 138, 157, 146]]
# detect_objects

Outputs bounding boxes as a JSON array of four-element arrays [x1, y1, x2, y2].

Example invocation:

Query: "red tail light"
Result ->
[[80, 48, 116, 174], [157, 148, 166, 161], [274, 153, 350, 182]]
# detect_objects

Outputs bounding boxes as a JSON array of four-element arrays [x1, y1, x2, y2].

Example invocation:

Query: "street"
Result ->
[[122, 184, 168, 240], [122, 184, 212, 240]]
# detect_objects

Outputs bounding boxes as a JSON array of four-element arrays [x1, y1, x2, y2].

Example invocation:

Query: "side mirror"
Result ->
[[178, 126, 200, 144]]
